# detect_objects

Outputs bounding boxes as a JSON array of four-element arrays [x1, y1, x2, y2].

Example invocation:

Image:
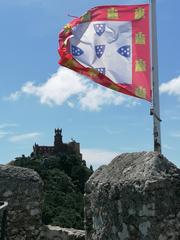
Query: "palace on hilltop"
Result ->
[[32, 128, 82, 159]]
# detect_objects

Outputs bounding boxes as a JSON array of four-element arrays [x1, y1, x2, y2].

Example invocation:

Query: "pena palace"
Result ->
[[32, 128, 82, 159]]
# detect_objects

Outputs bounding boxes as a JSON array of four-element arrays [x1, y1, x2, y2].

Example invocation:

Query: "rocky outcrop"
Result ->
[[0, 164, 43, 239], [41, 225, 85, 240], [85, 152, 180, 240]]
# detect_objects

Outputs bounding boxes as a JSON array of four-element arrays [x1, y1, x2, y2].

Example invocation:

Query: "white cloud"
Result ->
[[4, 91, 21, 101], [0, 123, 18, 129], [0, 124, 18, 139], [79, 86, 128, 111], [21, 68, 86, 106], [81, 148, 119, 169], [0, 131, 11, 139], [163, 144, 174, 150], [67, 101, 75, 108], [160, 76, 180, 96], [7, 67, 138, 111], [170, 132, 180, 138], [9, 132, 40, 143]]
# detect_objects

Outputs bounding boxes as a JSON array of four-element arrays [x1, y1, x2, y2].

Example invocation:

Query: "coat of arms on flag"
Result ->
[[58, 4, 151, 101]]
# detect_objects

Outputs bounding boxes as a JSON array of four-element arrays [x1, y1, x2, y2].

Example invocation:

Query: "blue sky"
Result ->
[[0, 0, 180, 169]]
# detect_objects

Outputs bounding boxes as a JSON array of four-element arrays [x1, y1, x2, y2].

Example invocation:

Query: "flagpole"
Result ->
[[150, 0, 162, 153]]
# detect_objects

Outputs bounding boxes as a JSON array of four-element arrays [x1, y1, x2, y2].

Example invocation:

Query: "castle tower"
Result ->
[[54, 128, 63, 152]]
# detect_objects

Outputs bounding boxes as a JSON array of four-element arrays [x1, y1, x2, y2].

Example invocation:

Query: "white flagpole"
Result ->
[[150, 0, 162, 153]]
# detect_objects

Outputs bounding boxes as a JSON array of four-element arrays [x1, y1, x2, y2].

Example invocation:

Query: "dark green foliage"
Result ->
[[12, 154, 93, 229]]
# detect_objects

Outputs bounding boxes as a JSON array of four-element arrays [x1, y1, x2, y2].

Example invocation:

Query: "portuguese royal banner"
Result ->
[[58, 4, 151, 101]]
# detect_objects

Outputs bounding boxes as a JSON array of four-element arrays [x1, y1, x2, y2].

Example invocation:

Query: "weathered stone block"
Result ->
[[85, 152, 180, 240], [41, 225, 85, 240], [0, 164, 43, 240]]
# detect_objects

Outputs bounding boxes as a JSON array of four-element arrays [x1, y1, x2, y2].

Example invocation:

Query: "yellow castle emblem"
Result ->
[[135, 32, 146, 45], [64, 24, 72, 33], [81, 11, 91, 22], [65, 59, 78, 68], [109, 84, 119, 91], [135, 59, 146, 72], [107, 8, 119, 19], [135, 8, 145, 20], [88, 69, 98, 78], [135, 86, 146, 99]]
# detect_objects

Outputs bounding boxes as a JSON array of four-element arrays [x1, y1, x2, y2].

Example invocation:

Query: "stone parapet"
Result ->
[[85, 152, 180, 240], [0, 164, 43, 240]]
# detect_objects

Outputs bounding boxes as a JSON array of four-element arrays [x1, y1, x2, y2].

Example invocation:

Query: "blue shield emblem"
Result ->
[[71, 45, 84, 57], [94, 24, 106, 36], [95, 68, 106, 75], [117, 45, 131, 58], [95, 45, 105, 58]]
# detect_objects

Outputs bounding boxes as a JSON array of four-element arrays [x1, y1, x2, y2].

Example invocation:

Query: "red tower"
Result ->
[[54, 128, 63, 152]]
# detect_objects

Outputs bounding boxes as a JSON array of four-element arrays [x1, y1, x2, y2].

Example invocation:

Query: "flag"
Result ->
[[58, 4, 151, 101]]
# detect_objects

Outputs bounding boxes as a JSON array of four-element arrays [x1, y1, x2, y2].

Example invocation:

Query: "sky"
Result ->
[[0, 0, 180, 169]]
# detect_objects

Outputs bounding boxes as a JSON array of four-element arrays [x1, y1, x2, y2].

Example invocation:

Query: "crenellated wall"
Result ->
[[1, 152, 180, 240]]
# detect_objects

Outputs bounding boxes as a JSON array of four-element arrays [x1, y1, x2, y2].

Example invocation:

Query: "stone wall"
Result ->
[[0, 201, 8, 239], [1, 152, 180, 240], [0, 164, 85, 240], [85, 152, 180, 240], [0, 164, 43, 239]]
